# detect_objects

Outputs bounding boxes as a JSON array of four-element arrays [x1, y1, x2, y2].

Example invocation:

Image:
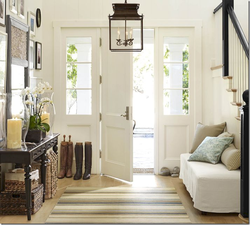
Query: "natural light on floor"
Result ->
[[133, 29, 154, 173]]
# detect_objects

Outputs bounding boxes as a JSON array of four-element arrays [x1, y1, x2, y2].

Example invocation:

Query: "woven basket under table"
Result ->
[[0, 184, 43, 215], [32, 149, 58, 199], [5, 179, 39, 192]]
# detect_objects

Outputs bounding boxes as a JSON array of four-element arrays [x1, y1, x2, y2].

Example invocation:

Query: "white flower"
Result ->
[[41, 97, 50, 103], [32, 87, 38, 95], [25, 87, 31, 94], [38, 89, 45, 94], [21, 89, 26, 96], [25, 100, 34, 105], [21, 87, 31, 96]]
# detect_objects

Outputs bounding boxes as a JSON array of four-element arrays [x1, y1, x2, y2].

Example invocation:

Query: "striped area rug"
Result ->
[[46, 187, 191, 224]]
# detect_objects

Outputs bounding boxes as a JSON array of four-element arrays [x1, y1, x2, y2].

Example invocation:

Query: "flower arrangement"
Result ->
[[22, 81, 54, 133]]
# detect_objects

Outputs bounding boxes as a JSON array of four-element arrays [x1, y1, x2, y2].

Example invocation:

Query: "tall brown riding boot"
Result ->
[[66, 135, 73, 178], [73, 142, 83, 180], [83, 142, 92, 180], [58, 135, 68, 179]]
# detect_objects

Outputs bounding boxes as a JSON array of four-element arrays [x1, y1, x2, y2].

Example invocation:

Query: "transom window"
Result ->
[[163, 37, 189, 115], [66, 37, 92, 115]]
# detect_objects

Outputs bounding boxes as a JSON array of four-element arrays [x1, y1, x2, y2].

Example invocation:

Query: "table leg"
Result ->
[[41, 151, 47, 202], [24, 165, 32, 221]]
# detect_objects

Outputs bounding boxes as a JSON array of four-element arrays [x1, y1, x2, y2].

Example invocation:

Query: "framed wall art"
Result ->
[[9, 0, 17, 14], [0, 0, 6, 26], [17, 0, 24, 19], [35, 41, 42, 70], [27, 11, 35, 37]]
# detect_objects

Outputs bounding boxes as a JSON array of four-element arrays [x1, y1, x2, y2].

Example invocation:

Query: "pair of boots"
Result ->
[[74, 142, 92, 180], [58, 135, 73, 179]]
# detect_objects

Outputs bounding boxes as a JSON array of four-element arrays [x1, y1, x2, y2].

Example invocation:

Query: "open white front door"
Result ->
[[101, 28, 133, 182]]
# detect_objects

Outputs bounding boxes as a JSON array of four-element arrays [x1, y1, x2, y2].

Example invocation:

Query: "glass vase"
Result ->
[[0, 93, 6, 149], [7, 92, 30, 150], [41, 91, 55, 136], [21, 95, 30, 149]]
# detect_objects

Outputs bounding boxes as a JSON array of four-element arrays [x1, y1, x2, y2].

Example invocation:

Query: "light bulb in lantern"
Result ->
[[130, 29, 133, 39], [117, 28, 120, 39]]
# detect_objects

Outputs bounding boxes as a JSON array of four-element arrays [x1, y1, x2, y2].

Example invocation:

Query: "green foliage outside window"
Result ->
[[163, 45, 189, 114], [67, 44, 77, 113], [182, 46, 189, 114], [133, 52, 153, 93]]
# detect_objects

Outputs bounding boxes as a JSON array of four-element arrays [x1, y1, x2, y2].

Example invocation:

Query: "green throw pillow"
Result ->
[[188, 137, 234, 164]]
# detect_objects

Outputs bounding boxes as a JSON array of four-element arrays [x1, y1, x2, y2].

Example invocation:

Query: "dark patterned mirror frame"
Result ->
[[6, 15, 30, 120]]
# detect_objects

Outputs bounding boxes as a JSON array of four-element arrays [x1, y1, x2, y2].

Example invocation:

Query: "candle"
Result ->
[[117, 28, 120, 39], [130, 29, 133, 39], [41, 112, 50, 125], [7, 118, 22, 149], [126, 31, 128, 40]]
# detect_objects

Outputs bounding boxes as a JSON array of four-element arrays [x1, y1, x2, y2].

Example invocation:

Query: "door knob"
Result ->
[[120, 106, 129, 120]]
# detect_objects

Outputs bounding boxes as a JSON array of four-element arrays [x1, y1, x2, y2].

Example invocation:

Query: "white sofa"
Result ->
[[179, 153, 240, 213]]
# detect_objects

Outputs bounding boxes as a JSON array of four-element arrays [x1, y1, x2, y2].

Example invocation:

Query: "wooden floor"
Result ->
[[0, 174, 244, 224]]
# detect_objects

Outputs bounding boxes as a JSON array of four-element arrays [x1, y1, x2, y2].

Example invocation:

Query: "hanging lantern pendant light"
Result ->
[[108, 0, 143, 52]]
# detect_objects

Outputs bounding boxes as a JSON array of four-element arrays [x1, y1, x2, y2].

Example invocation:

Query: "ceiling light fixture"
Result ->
[[108, 0, 143, 52]]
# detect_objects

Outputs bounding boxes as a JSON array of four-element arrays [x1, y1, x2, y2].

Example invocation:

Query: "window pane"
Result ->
[[0, 62, 5, 92], [12, 65, 24, 89], [66, 90, 91, 115], [66, 37, 91, 62], [163, 63, 189, 88], [164, 89, 189, 115], [163, 37, 189, 62], [66, 63, 91, 89]]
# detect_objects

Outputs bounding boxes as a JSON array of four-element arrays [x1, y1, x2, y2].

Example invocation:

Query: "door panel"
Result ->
[[54, 28, 100, 174], [101, 28, 133, 182], [158, 28, 195, 171]]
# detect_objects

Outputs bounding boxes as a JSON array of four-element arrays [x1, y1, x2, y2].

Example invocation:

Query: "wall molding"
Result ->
[[53, 19, 203, 29]]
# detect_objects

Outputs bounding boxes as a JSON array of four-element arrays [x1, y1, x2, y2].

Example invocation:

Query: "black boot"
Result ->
[[83, 142, 92, 180], [66, 135, 73, 178], [73, 142, 83, 180]]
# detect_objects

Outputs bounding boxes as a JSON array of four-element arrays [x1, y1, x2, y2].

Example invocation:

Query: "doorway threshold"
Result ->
[[133, 168, 154, 174]]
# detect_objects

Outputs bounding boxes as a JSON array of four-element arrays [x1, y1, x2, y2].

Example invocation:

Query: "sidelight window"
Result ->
[[163, 37, 189, 115]]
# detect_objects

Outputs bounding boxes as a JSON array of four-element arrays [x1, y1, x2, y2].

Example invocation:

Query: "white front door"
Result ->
[[54, 28, 100, 174], [157, 28, 199, 171], [100, 28, 133, 182]]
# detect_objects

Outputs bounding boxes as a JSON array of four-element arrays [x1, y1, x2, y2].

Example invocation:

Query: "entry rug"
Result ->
[[46, 187, 191, 224]]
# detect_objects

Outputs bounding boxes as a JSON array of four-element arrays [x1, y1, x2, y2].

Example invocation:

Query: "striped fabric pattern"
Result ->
[[46, 187, 191, 224]]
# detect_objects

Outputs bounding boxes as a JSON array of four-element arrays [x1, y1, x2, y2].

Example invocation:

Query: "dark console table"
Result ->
[[0, 133, 59, 220]]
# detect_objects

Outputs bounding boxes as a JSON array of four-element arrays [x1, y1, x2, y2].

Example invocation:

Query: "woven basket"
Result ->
[[32, 149, 58, 199], [5, 179, 39, 192], [0, 184, 43, 215]]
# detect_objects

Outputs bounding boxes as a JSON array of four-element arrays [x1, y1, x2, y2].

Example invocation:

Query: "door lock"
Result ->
[[120, 106, 129, 120]]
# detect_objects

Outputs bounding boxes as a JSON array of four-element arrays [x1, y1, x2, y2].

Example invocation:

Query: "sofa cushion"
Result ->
[[221, 144, 241, 170], [190, 122, 226, 153], [218, 132, 234, 138], [188, 136, 233, 164]]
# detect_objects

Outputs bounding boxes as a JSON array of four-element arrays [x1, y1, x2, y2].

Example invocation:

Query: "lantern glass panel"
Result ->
[[110, 19, 142, 52]]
